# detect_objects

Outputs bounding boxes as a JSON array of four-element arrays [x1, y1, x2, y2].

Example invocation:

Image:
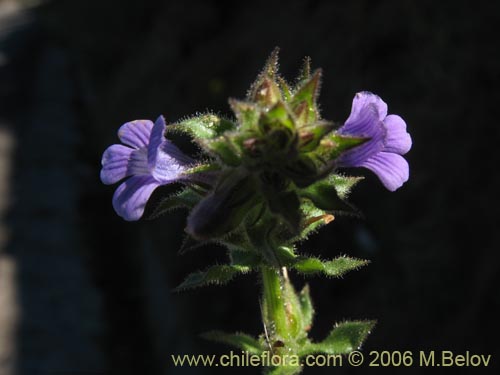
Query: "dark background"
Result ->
[[0, 0, 499, 374]]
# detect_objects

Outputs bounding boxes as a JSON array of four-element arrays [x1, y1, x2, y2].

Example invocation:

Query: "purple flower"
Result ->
[[337, 92, 412, 191], [100, 116, 193, 221]]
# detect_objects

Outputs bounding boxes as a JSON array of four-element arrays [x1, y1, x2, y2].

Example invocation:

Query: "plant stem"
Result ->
[[261, 265, 288, 341]]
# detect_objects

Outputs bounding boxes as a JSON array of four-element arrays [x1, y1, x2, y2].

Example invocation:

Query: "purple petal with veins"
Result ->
[[337, 92, 412, 191]]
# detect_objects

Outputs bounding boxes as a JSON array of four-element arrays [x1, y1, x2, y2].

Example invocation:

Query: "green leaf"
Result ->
[[303, 320, 376, 355], [149, 188, 203, 219], [175, 264, 251, 291], [330, 174, 364, 199], [201, 331, 264, 355], [229, 248, 261, 268], [298, 285, 314, 332], [167, 114, 235, 139], [292, 256, 369, 278], [274, 246, 297, 265], [178, 235, 205, 254], [294, 201, 332, 241], [298, 177, 358, 215]]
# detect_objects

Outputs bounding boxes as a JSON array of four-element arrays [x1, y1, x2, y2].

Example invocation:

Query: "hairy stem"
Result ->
[[261, 266, 289, 341]]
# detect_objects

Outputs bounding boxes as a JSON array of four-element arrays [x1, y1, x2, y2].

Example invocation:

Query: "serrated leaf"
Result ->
[[175, 264, 251, 291], [201, 331, 264, 355], [149, 188, 203, 219], [294, 201, 332, 241], [229, 248, 261, 268], [330, 174, 364, 199], [292, 256, 369, 278], [303, 320, 376, 355], [167, 114, 235, 139]]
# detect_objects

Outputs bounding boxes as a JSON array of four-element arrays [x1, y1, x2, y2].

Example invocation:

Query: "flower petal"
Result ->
[[360, 152, 409, 191], [342, 92, 388, 135], [118, 120, 154, 149], [100, 144, 134, 185], [383, 115, 412, 155], [148, 116, 193, 183], [148, 116, 167, 167], [152, 141, 193, 183], [101, 144, 149, 184], [112, 175, 160, 221]]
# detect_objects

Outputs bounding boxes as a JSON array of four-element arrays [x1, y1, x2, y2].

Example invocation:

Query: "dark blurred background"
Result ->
[[0, 0, 499, 374]]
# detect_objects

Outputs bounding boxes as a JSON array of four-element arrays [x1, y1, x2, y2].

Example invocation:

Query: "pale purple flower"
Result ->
[[337, 92, 412, 191], [100, 116, 193, 221]]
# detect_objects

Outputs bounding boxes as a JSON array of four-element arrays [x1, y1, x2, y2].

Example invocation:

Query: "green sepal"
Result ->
[[290, 69, 321, 123], [298, 121, 335, 153], [201, 331, 264, 355], [260, 101, 295, 134], [301, 320, 376, 355], [253, 78, 282, 107], [283, 155, 319, 188], [229, 99, 260, 131], [182, 163, 220, 176], [297, 56, 311, 82], [174, 264, 251, 291], [149, 188, 203, 219], [167, 114, 235, 140], [298, 176, 358, 215], [317, 132, 368, 161], [291, 256, 369, 278], [199, 136, 241, 166], [248, 47, 280, 101], [277, 76, 292, 102]]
